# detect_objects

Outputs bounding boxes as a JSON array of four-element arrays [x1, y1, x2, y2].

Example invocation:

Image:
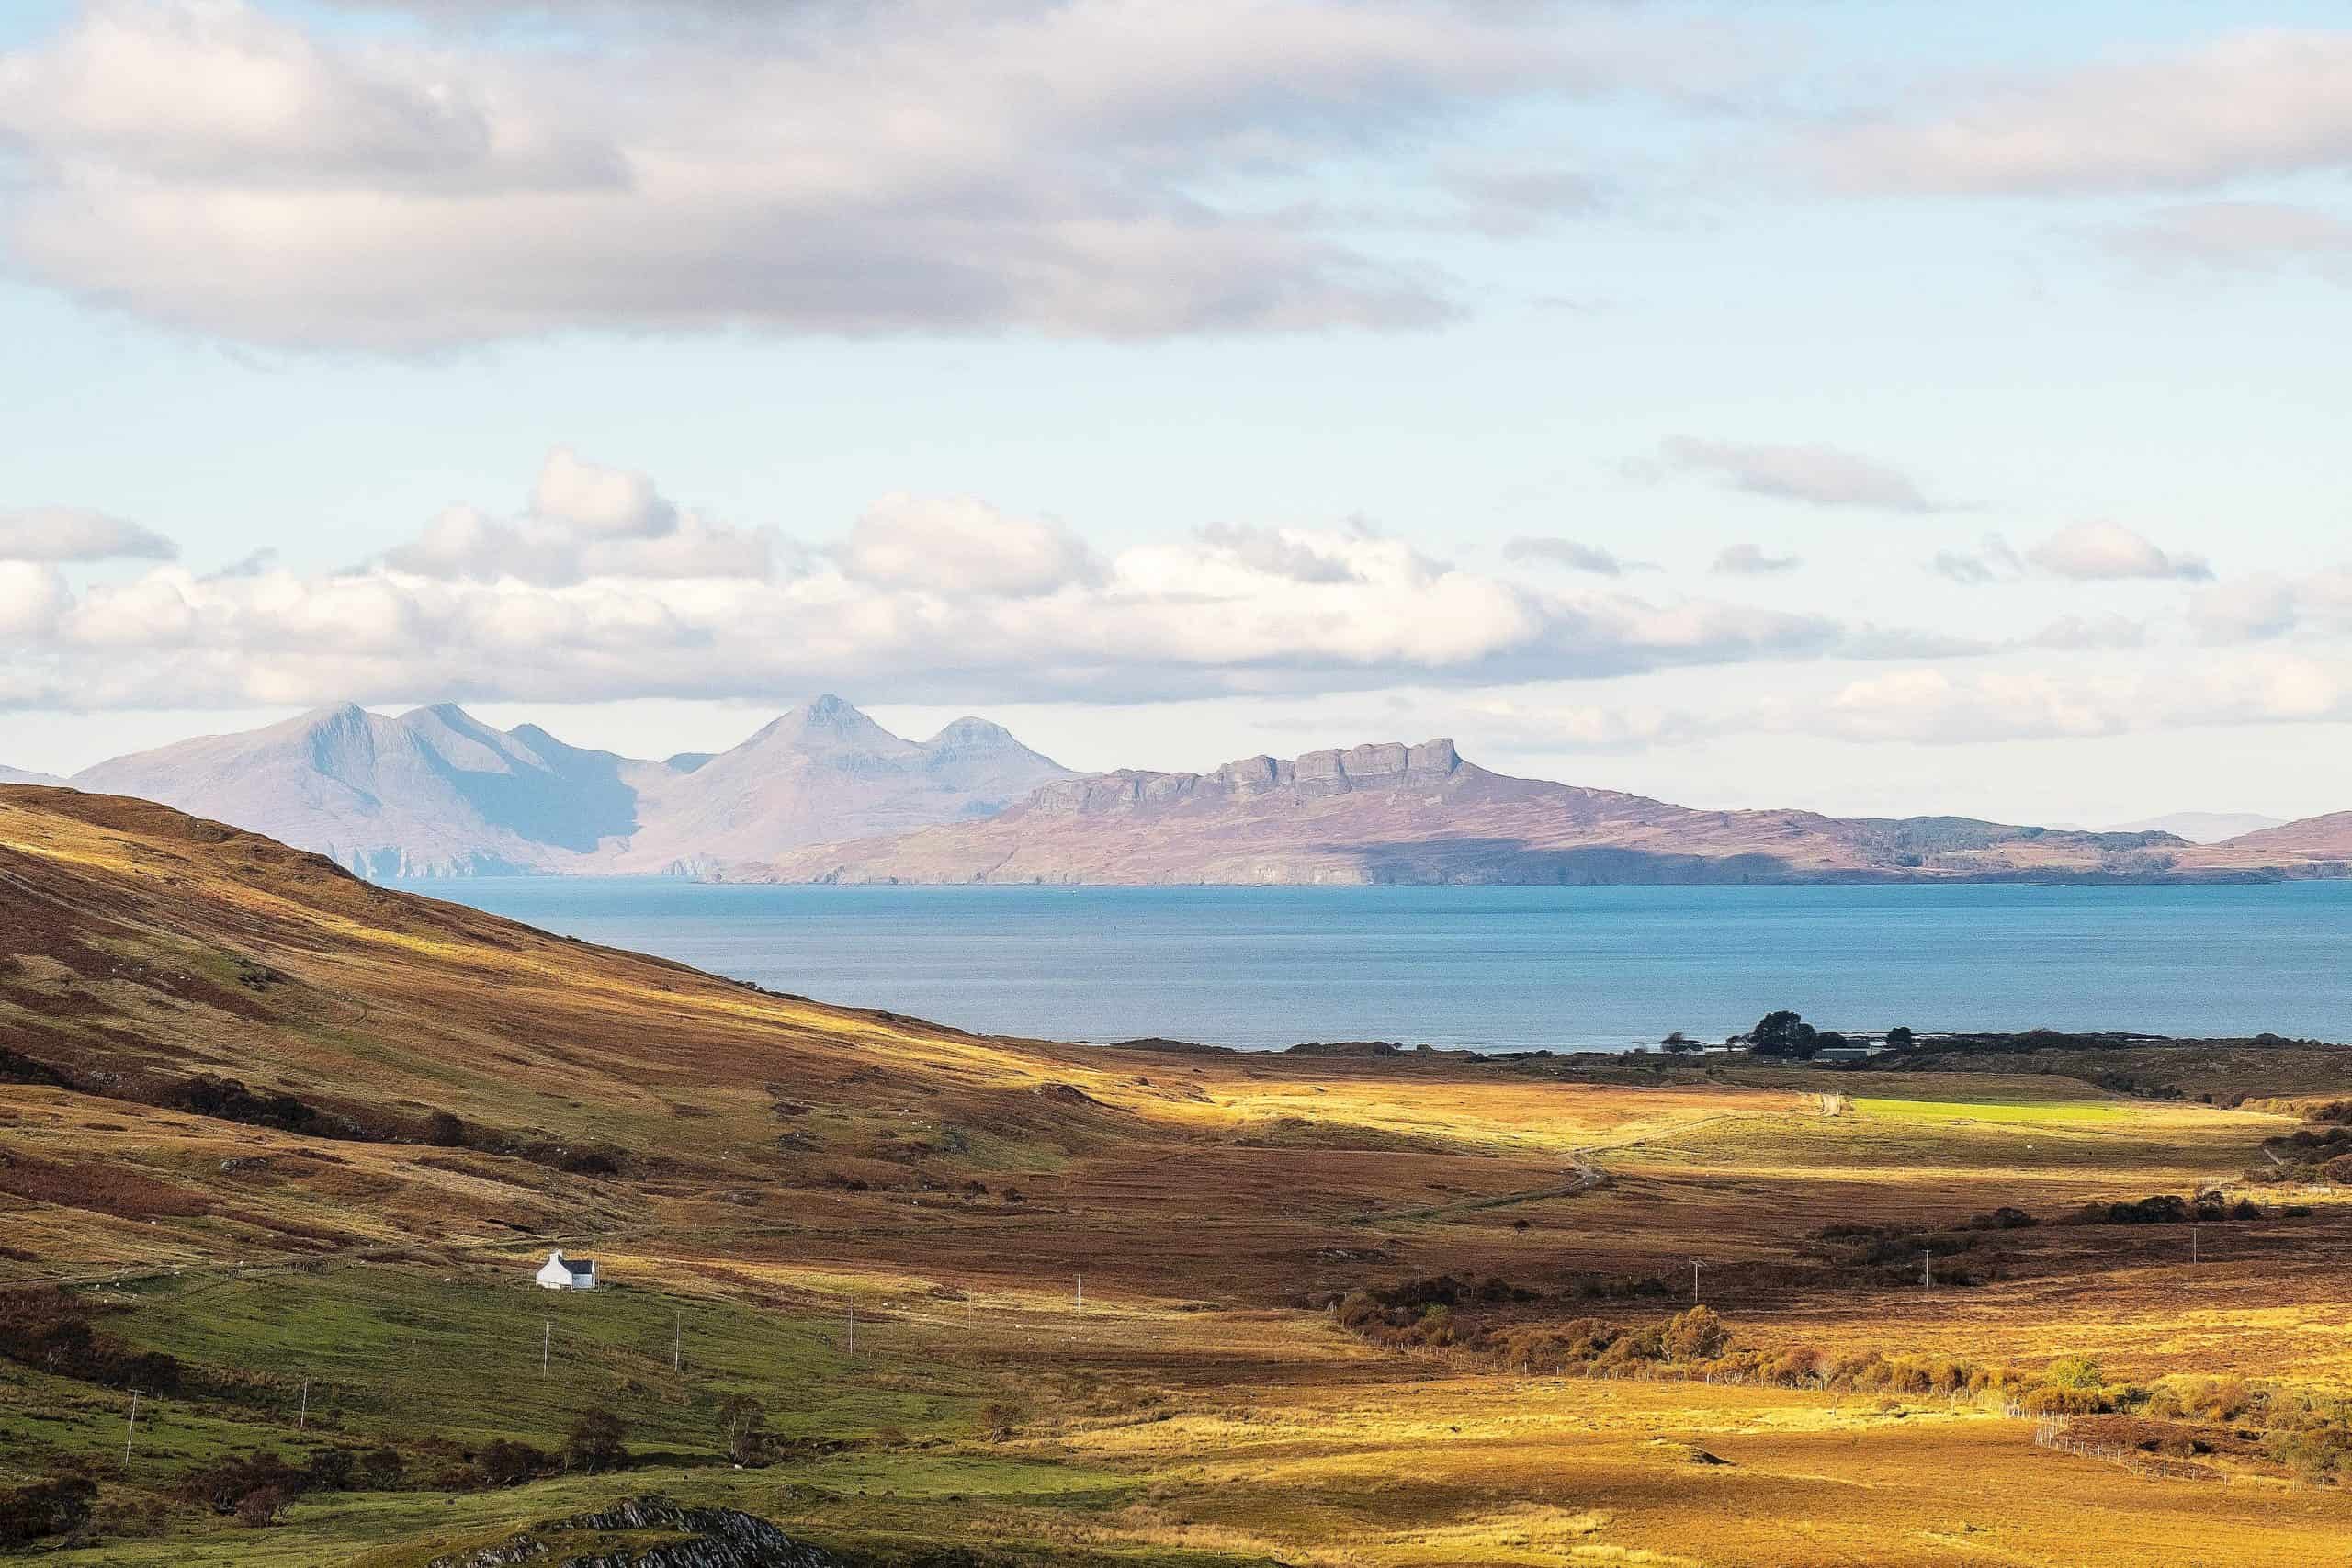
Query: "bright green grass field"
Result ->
[[0, 1261, 992, 1506]]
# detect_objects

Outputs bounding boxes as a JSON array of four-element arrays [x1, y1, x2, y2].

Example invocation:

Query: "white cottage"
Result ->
[[535, 1249, 599, 1291]]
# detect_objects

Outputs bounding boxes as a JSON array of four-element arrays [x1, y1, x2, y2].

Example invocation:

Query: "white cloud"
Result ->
[[379, 449, 772, 584], [0, 562, 72, 637], [1712, 542, 1800, 575], [1928, 533, 2024, 585], [2190, 569, 2352, 643], [0, 0, 1724, 348], [1796, 654, 2352, 745], [1813, 29, 2352, 195], [2026, 521, 2211, 582], [1650, 436, 1940, 513], [1502, 536, 1642, 576], [2104, 200, 2352, 277], [832, 495, 1102, 599], [0, 506, 177, 562], [529, 447, 676, 539], [0, 450, 1877, 711]]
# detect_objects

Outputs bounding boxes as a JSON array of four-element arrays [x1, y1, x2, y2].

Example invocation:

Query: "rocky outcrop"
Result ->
[[751, 737, 2223, 886], [428, 1494, 843, 1568]]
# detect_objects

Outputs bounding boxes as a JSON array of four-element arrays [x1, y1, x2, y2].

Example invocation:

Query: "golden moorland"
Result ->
[[5, 784, 2352, 1566]]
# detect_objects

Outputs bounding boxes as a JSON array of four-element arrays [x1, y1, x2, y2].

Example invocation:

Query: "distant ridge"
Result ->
[[69, 697, 1072, 879], [748, 738, 2235, 886], [0, 764, 65, 786], [2104, 811, 2288, 843]]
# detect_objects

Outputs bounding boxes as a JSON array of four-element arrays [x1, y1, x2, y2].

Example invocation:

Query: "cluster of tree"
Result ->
[[0, 1475, 96, 1549], [177, 1449, 393, 1529], [0, 1289, 180, 1393], [1728, 1013, 1917, 1058], [2072, 1193, 2267, 1225]]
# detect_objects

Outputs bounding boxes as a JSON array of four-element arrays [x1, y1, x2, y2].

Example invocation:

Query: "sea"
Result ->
[[390, 879, 2352, 1054]]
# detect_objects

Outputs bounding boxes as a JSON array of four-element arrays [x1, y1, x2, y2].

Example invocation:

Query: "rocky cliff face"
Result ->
[[427, 1494, 844, 1568]]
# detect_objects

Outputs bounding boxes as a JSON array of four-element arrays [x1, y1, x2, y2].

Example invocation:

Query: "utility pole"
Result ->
[[1075, 1274, 1083, 1308], [1414, 1265, 1422, 1310], [1691, 1259, 1702, 1305], [846, 1306, 855, 1356], [123, 1390, 140, 1466], [2192, 1221, 2199, 1266], [298, 1376, 310, 1431], [541, 1318, 550, 1377], [673, 1313, 683, 1374], [1921, 1250, 1932, 1292]]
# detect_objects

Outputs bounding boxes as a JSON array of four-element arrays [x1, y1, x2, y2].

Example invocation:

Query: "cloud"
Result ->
[[0, 0, 1721, 348], [833, 495, 1102, 598], [529, 447, 676, 539], [1928, 534, 2024, 585], [1794, 654, 2352, 745], [1812, 29, 2352, 195], [2026, 521, 2211, 582], [2189, 569, 2352, 643], [1650, 436, 1940, 513], [1712, 542, 1799, 576], [0, 506, 177, 562], [2104, 200, 2352, 277], [0, 450, 1881, 711], [379, 448, 771, 584], [1501, 536, 1647, 576], [0, 563, 72, 637]]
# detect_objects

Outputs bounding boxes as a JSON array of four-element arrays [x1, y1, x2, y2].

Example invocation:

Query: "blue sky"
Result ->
[[1, 0, 2348, 825]]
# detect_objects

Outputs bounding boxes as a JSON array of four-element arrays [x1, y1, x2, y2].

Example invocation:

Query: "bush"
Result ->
[[566, 1410, 629, 1475], [2045, 1354, 2105, 1390], [0, 1476, 96, 1548], [473, 1439, 551, 1488], [235, 1484, 289, 1529], [2022, 1384, 2108, 1416], [1662, 1305, 1728, 1362]]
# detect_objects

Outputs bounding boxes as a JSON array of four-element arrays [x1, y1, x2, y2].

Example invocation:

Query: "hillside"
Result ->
[[68, 696, 1071, 878], [751, 738, 2199, 885], [2188, 809, 2352, 874], [11, 785, 2352, 1566], [0, 763, 64, 786]]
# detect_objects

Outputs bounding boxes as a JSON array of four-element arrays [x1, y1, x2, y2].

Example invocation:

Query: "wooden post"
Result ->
[[673, 1312, 683, 1374], [846, 1306, 855, 1356], [123, 1390, 139, 1466], [298, 1376, 309, 1431], [1691, 1258, 1702, 1305], [541, 1318, 550, 1377]]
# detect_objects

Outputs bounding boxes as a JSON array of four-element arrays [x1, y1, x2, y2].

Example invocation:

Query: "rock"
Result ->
[[428, 1495, 844, 1568]]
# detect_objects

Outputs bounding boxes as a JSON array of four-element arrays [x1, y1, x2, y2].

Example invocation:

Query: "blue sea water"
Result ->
[[393, 879, 2352, 1053]]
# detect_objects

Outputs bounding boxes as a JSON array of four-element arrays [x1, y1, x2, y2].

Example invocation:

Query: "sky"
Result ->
[[1, 0, 2348, 824]]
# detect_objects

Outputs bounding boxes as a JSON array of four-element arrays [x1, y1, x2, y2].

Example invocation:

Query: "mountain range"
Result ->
[[65, 696, 1071, 877], [750, 737, 2282, 886], [20, 701, 2352, 884], [0, 764, 63, 786]]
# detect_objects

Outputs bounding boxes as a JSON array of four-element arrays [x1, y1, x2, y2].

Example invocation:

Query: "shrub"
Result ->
[[0, 1475, 96, 1548], [1661, 1305, 1728, 1363], [717, 1393, 768, 1466], [565, 1410, 629, 1475], [473, 1440, 550, 1488], [2045, 1354, 2104, 1390], [235, 1485, 289, 1529], [2022, 1385, 2108, 1416]]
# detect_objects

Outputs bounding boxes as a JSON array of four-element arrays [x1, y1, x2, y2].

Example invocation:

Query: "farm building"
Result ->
[[536, 1249, 599, 1290]]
